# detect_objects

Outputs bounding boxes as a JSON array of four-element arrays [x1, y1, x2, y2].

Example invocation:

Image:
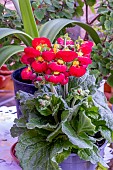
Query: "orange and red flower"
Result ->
[[42, 51, 56, 61], [31, 60, 48, 73], [24, 47, 41, 57], [69, 66, 86, 77], [45, 73, 65, 84], [32, 37, 51, 49], [20, 54, 35, 65], [21, 67, 33, 80], [48, 62, 67, 73], [78, 56, 92, 65], [79, 41, 93, 55], [56, 51, 78, 62], [20, 36, 93, 85]]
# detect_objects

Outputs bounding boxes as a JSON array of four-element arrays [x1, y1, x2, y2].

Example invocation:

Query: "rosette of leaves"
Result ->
[[10, 73, 113, 170], [89, 0, 113, 90]]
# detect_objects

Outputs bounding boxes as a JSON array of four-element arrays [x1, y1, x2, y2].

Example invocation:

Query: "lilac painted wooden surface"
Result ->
[[0, 106, 22, 170]]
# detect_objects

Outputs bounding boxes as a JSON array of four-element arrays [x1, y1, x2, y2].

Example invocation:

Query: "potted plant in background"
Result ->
[[10, 35, 113, 170]]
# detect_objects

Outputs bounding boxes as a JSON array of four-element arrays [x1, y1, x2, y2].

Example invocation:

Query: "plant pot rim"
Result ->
[[11, 67, 35, 87], [10, 142, 20, 164]]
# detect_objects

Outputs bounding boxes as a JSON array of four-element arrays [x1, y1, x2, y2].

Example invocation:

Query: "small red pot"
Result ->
[[10, 142, 20, 164]]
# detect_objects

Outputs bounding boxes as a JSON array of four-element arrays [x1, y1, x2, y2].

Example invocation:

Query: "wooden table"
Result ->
[[0, 78, 15, 106]]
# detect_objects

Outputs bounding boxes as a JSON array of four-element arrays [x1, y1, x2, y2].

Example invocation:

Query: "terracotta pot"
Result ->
[[0, 75, 11, 89], [10, 142, 20, 164], [0, 64, 13, 89]]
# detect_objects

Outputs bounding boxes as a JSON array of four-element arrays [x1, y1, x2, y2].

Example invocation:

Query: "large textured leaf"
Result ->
[[92, 90, 113, 130], [39, 18, 101, 44], [78, 146, 108, 167], [10, 124, 27, 137], [0, 28, 32, 46], [77, 111, 95, 134], [47, 124, 62, 142], [99, 126, 113, 142], [19, 0, 39, 38], [62, 121, 93, 149], [0, 45, 24, 66], [14, 117, 27, 127], [26, 118, 58, 131], [16, 130, 71, 170]]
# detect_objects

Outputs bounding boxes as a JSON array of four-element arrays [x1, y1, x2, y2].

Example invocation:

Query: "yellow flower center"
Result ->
[[57, 59, 64, 65], [77, 51, 83, 56], [53, 44, 59, 53], [54, 71, 60, 75], [73, 61, 79, 66], [37, 56, 44, 62], [36, 45, 42, 51], [76, 44, 80, 50], [28, 66, 31, 71]]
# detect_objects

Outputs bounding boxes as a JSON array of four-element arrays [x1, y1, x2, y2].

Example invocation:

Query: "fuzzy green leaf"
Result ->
[[10, 124, 27, 137], [26, 118, 58, 131], [16, 130, 70, 170], [92, 90, 113, 130], [78, 146, 108, 167], [99, 127, 112, 142], [62, 121, 93, 149], [77, 111, 95, 134]]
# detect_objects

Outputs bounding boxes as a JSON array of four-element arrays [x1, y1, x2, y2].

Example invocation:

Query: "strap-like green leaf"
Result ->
[[12, 0, 22, 18], [0, 45, 24, 66], [0, 28, 32, 46], [19, 0, 39, 38], [39, 18, 101, 44]]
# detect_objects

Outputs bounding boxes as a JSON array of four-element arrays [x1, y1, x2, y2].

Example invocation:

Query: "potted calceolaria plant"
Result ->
[[0, 0, 112, 170], [10, 34, 113, 170]]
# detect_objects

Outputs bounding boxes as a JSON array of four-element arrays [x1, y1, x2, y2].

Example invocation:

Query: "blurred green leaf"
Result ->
[[40, 18, 101, 44], [0, 45, 24, 66], [34, 8, 45, 21], [19, 0, 39, 38], [109, 96, 113, 104], [107, 74, 113, 87], [85, 0, 96, 6]]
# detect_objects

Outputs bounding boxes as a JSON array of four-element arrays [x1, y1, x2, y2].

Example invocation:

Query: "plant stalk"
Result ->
[[50, 83, 58, 95]]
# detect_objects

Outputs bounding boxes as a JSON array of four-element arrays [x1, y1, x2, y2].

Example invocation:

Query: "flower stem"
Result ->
[[50, 83, 58, 95], [64, 83, 68, 99], [71, 98, 76, 107]]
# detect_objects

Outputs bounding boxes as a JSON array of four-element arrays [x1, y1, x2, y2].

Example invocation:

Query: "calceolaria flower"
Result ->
[[20, 35, 93, 85]]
